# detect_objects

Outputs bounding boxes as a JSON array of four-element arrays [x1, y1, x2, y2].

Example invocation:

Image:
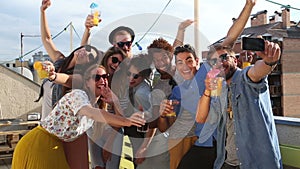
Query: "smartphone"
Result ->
[[242, 37, 265, 51]]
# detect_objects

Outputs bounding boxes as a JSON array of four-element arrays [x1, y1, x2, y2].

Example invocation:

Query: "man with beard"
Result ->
[[202, 41, 282, 169]]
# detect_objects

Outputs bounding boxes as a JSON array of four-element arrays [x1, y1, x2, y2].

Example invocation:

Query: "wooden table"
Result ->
[[0, 120, 39, 159]]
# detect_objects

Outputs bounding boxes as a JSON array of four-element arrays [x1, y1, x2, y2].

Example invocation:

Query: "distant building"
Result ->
[[2, 51, 50, 84]]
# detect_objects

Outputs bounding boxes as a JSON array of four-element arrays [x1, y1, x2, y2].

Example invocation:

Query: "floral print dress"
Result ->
[[41, 89, 94, 142]]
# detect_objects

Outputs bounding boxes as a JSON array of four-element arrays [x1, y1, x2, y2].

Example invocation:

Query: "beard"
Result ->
[[225, 67, 237, 80]]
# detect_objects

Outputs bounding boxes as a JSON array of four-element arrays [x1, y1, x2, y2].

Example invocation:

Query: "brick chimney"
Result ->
[[282, 8, 290, 29], [251, 10, 268, 27], [269, 11, 281, 24]]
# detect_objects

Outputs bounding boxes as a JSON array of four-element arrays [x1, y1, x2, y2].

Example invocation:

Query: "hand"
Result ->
[[205, 76, 215, 92], [102, 141, 113, 163], [41, 0, 51, 11], [135, 146, 146, 164], [159, 99, 178, 117], [42, 61, 56, 79], [100, 86, 117, 104], [85, 14, 100, 30], [127, 112, 146, 127], [178, 19, 194, 31], [246, 0, 256, 7], [256, 40, 281, 65]]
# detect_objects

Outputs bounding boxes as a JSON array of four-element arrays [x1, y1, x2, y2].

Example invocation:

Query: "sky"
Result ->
[[0, 0, 300, 62]]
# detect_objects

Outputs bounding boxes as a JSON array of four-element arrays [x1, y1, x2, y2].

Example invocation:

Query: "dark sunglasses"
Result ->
[[127, 71, 140, 79], [111, 56, 122, 64], [208, 53, 231, 66], [174, 44, 195, 54], [117, 41, 132, 48], [91, 74, 109, 82]]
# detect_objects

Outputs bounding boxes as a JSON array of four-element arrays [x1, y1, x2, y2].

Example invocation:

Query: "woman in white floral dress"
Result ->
[[12, 64, 145, 169]]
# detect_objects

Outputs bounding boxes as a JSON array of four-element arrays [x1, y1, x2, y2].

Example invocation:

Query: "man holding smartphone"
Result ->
[[203, 39, 282, 169]]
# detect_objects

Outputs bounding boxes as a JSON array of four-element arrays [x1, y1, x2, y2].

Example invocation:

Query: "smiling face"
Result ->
[[210, 49, 237, 80], [86, 67, 108, 98], [153, 51, 172, 73], [175, 52, 198, 80], [128, 65, 144, 88], [106, 54, 123, 75], [114, 33, 132, 57]]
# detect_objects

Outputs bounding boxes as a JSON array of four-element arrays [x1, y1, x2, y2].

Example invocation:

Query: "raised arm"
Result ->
[[40, 0, 64, 62], [247, 41, 281, 82], [81, 14, 102, 46], [173, 19, 194, 48], [221, 0, 256, 48]]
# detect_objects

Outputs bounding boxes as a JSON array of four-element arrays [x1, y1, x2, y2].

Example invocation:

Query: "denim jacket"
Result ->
[[213, 67, 282, 169]]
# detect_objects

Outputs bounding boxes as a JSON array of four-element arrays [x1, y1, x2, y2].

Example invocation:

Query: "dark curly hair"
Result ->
[[147, 38, 174, 62]]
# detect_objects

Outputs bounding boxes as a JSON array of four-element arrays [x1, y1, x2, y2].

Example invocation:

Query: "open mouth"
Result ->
[[110, 66, 116, 72], [181, 69, 192, 75]]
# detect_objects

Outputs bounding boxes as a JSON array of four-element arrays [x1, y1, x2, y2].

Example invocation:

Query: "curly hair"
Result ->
[[147, 38, 174, 62]]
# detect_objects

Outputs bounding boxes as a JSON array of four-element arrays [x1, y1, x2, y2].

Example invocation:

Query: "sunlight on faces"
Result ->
[[153, 51, 172, 73], [210, 49, 237, 80], [128, 65, 143, 88], [175, 52, 198, 80], [87, 13, 212, 158], [87, 67, 108, 98], [107, 54, 123, 75], [114, 34, 132, 56]]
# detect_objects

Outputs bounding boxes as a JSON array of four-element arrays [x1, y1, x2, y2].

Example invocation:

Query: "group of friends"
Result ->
[[11, 0, 283, 169]]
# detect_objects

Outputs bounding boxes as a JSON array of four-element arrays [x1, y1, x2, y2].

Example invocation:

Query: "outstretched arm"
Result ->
[[79, 106, 145, 127], [173, 19, 194, 48], [221, 0, 256, 48], [40, 0, 64, 62], [247, 41, 281, 82]]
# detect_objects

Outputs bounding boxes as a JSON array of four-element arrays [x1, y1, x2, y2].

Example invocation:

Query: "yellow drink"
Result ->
[[34, 61, 49, 79], [166, 100, 177, 117], [242, 62, 251, 69], [93, 11, 99, 26], [211, 77, 223, 97], [165, 112, 176, 117]]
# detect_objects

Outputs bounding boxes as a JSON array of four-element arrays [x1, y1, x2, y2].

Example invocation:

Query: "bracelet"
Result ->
[[160, 115, 166, 118], [203, 92, 210, 98], [49, 73, 57, 82], [264, 60, 278, 67]]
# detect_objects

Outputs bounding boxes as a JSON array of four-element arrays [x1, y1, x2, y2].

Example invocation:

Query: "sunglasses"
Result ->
[[208, 53, 231, 66], [91, 74, 109, 82], [174, 44, 195, 54], [111, 56, 122, 64], [117, 41, 132, 48], [127, 71, 140, 79]]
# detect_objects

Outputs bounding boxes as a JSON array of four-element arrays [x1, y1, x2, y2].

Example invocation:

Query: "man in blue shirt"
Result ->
[[177, 0, 257, 168], [205, 41, 282, 169]]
